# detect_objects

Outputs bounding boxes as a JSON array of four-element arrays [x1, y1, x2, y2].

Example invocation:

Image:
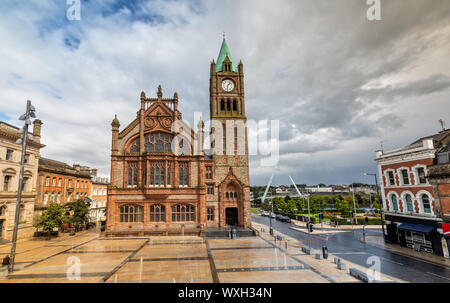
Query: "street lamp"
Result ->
[[363, 172, 386, 242], [9, 100, 36, 273]]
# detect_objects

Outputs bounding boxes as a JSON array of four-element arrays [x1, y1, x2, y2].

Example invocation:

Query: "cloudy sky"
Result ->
[[1, 0, 450, 186]]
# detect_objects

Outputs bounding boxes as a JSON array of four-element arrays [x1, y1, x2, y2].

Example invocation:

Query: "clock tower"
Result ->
[[209, 37, 251, 228]]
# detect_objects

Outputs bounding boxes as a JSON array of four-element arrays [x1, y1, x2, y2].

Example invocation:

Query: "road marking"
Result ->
[[426, 272, 450, 281], [379, 257, 404, 266], [333, 252, 369, 255]]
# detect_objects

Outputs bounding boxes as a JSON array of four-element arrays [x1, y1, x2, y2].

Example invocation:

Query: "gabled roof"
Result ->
[[216, 38, 238, 72], [410, 129, 450, 145]]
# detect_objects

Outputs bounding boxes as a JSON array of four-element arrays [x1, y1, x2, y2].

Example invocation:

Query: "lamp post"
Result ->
[[9, 100, 36, 273], [364, 172, 386, 242]]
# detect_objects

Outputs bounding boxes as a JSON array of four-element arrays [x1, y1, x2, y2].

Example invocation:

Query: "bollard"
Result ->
[[285, 241, 288, 249]]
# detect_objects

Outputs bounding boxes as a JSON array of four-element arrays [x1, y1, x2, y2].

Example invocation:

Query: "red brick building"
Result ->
[[106, 38, 251, 235], [35, 158, 93, 206], [376, 129, 450, 257]]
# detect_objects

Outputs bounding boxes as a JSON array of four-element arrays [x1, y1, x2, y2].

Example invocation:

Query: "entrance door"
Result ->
[[226, 208, 238, 226]]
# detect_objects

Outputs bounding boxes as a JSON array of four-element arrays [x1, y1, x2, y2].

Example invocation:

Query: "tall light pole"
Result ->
[[261, 174, 274, 235], [351, 184, 358, 226], [363, 172, 386, 241], [9, 100, 36, 273]]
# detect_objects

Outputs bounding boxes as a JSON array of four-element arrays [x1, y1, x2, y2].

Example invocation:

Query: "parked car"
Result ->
[[282, 216, 291, 223], [261, 211, 269, 217], [275, 214, 284, 221], [269, 212, 276, 219]]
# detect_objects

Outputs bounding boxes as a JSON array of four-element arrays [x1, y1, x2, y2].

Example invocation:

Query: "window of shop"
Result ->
[[207, 184, 214, 195], [416, 167, 426, 184], [421, 194, 431, 213], [206, 166, 212, 179], [391, 194, 398, 211], [401, 169, 409, 185], [171, 204, 195, 222], [6, 149, 13, 161], [3, 175, 11, 191], [388, 171, 395, 186], [207, 207, 214, 221], [405, 194, 414, 212], [119, 205, 143, 223], [179, 163, 189, 187], [128, 162, 138, 186], [150, 205, 165, 222]]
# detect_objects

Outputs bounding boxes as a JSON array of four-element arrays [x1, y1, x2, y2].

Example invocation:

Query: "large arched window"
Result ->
[[119, 205, 143, 222], [171, 204, 195, 222], [405, 194, 414, 212], [150, 205, 165, 222], [421, 194, 431, 214], [144, 133, 173, 153], [391, 194, 398, 211]]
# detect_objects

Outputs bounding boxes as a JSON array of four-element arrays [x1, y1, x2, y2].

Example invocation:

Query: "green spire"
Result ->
[[216, 37, 238, 72]]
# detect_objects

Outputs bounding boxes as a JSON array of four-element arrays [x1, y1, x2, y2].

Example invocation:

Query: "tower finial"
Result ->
[[223, 31, 226, 40]]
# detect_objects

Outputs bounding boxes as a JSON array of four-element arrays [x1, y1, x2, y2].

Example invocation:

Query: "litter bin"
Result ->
[[322, 245, 328, 259], [232, 228, 237, 239]]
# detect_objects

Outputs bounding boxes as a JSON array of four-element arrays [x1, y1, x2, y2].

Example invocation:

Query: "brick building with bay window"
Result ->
[[376, 129, 450, 257], [106, 38, 251, 236]]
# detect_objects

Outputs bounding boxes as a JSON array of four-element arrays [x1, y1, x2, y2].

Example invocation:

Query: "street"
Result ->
[[252, 213, 450, 283]]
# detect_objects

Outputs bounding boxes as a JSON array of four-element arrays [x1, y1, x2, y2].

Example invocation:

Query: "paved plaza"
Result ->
[[0, 227, 404, 283]]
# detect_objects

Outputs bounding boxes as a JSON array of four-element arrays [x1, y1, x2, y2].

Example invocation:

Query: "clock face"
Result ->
[[222, 79, 235, 92]]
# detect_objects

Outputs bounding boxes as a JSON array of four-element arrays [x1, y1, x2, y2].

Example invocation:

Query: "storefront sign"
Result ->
[[443, 223, 450, 236]]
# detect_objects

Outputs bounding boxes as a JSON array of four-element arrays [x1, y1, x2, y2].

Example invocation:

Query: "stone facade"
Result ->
[[0, 120, 45, 240], [90, 173, 109, 223], [106, 38, 251, 235]]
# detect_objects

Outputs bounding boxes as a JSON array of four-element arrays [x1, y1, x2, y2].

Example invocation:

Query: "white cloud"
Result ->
[[0, 0, 449, 185]]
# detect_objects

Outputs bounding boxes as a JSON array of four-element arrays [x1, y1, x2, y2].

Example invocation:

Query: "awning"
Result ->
[[398, 222, 436, 233]]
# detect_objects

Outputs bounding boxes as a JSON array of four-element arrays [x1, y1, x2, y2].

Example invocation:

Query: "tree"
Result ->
[[33, 202, 66, 237], [65, 199, 90, 229], [334, 196, 352, 217]]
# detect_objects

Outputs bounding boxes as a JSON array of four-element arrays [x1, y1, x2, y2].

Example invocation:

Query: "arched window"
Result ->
[[405, 194, 414, 212], [128, 162, 138, 186], [226, 192, 229, 199], [391, 194, 398, 211], [144, 133, 173, 153], [45, 177, 50, 186], [119, 205, 143, 222], [421, 194, 431, 213], [220, 100, 225, 111], [130, 139, 140, 153], [50, 192, 55, 203], [179, 162, 189, 187], [43, 192, 49, 205], [171, 204, 195, 222], [234, 192, 237, 199], [233, 99, 237, 111], [227, 100, 231, 111], [57, 192, 61, 204], [150, 205, 165, 222]]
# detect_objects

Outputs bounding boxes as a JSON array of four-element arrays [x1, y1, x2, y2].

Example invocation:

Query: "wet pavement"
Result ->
[[252, 213, 450, 283]]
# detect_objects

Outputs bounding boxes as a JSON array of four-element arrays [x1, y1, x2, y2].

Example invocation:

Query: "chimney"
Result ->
[[91, 168, 98, 176], [32, 119, 43, 143]]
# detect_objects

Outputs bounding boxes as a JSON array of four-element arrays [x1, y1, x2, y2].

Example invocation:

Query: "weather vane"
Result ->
[[223, 31, 226, 39]]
